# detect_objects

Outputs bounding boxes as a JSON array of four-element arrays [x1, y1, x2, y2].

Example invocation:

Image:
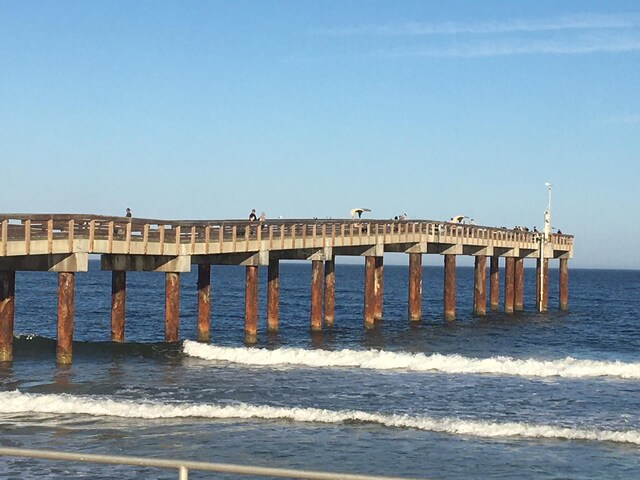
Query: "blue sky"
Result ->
[[1, 1, 639, 268]]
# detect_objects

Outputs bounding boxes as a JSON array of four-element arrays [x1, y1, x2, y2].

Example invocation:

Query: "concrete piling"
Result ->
[[514, 258, 524, 311]]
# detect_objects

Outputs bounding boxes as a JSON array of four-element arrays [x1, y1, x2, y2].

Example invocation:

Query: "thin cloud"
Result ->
[[315, 13, 640, 37], [603, 114, 640, 124], [374, 33, 640, 58]]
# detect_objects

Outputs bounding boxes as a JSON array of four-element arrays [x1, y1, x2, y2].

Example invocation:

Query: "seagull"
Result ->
[[350, 208, 371, 219]]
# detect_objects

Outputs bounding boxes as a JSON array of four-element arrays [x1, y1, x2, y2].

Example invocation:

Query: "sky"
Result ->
[[1, 1, 639, 269]]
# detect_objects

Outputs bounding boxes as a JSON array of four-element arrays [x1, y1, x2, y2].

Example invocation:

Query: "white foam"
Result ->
[[182, 341, 640, 380], [1, 390, 639, 445]]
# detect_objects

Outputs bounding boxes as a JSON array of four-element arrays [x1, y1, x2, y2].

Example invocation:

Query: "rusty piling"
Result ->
[[244, 265, 258, 343], [473, 256, 487, 316], [110, 271, 126, 342], [323, 257, 335, 327], [408, 253, 422, 321], [559, 258, 569, 310], [364, 256, 376, 328], [267, 259, 279, 332], [490, 256, 499, 311], [374, 256, 383, 320], [514, 258, 524, 311], [56, 272, 75, 365], [310, 260, 323, 331], [164, 272, 180, 342], [504, 257, 515, 313], [196, 264, 211, 342], [444, 254, 456, 321], [0, 270, 15, 362]]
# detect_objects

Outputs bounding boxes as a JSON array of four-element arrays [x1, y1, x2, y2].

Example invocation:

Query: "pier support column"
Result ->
[[310, 260, 323, 332], [323, 257, 335, 327], [164, 272, 180, 342], [374, 256, 383, 320], [514, 258, 524, 311], [504, 258, 515, 313], [244, 265, 258, 344], [473, 256, 486, 316], [364, 256, 376, 328], [56, 272, 75, 365], [0, 271, 16, 362], [110, 271, 126, 342], [444, 254, 456, 321], [267, 259, 279, 332], [408, 253, 422, 321], [197, 264, 211, 342], [559, 258, 569, 311], [536, 258, 549, 312], [490, 256, 499, 311]]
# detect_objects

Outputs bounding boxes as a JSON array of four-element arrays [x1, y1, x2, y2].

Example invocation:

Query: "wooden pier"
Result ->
[[0, 214, 573, 364]]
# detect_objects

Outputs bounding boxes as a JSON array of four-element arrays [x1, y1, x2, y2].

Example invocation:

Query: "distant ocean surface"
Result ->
[[1, 262, 639, 479]]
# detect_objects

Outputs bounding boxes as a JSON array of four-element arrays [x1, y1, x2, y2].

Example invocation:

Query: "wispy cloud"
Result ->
[[374, 33, 640, 58], [315, 13, 640, 37], [603, 113, 640, 124]]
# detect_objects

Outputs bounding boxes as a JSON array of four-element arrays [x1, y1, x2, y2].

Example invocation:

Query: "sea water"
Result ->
[[0, 263, 639, 479]]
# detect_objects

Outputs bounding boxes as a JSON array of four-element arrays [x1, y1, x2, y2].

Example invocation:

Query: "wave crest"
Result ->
[[183, 341, 640, 379], [1, 390, 638, 445]]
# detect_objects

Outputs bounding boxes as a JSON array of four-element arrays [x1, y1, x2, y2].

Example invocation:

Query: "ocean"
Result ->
[[1, 261, 639, 479]]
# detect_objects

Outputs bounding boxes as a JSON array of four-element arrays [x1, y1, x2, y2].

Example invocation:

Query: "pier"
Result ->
[[0, 214, 573, 364]]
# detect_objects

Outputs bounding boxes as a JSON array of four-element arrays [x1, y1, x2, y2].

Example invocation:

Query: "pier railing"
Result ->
[[0, 214, 573, 258], [0, 447, 423, 480]]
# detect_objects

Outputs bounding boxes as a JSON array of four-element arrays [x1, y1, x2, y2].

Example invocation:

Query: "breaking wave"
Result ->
[[183, 341, 640, 379], [1, 390, 638, 445]]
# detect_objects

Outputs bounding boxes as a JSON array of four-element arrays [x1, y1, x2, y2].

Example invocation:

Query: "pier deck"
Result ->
[[0, 214, 573, 364]]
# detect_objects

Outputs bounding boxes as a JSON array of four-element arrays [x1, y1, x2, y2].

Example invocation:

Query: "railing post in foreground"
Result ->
[[56, 272, 75, 365], [408, 253, 422, 321], [0, 270, 15, 362], [178, 465, 188, 480], [196, 264, 211, 342], [111, 271, 126, 342], [323, 256, 335, 327], [473, 256, 486, 316], [244, 266, 258, 344], [443, 254, 456, 321], [490, 256, 499, 311], [164, 272, 180, 342]]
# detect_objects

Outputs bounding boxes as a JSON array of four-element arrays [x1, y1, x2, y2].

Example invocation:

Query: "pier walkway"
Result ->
[[0, 214, 573, 363]]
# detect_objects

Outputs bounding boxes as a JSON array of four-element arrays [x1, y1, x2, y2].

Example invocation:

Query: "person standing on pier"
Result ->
[[249, 209, 257, 221], [125, 208, 132, 217]]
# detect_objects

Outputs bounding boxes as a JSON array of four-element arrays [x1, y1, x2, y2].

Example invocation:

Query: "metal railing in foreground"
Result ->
[[0, 447, 426, 480]]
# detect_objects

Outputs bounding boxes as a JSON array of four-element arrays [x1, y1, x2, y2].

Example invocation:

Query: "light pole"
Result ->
[[540, 182, 552, 312]]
